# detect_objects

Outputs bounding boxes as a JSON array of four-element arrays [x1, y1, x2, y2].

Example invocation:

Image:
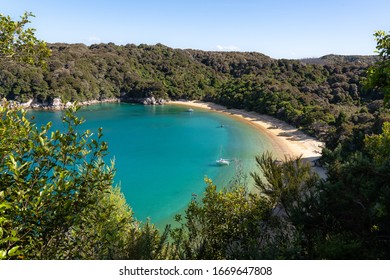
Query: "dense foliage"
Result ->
[[1, 42, 388, 148], [171, 179, 274, 259], [1, 13, 390, 259]]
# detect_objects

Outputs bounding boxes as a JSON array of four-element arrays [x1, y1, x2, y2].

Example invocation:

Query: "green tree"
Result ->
[[0, 103, 115, 259], [296, 120, 390, 259], [0, 12, 51, 67], [364, 30, 390, 104], [58, 185, 170, 260], [364, 121, 390, 165], [250, 153, 323, 258], [251, 152, 319, 218], [171, 178, 295, 259]]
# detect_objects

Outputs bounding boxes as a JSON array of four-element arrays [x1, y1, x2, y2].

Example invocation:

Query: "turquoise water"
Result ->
[[28, 103, 275, 226]]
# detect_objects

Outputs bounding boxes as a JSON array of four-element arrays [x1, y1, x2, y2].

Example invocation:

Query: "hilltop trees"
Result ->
[[0, 41, 385, 144]]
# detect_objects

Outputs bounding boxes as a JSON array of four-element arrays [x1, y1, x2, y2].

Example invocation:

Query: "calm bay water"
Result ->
[[28, 103, 275, 226]]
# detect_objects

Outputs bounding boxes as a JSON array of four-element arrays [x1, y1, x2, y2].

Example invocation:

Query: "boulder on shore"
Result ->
[[142, 97, 166, 105], [52, 98, 62, 108]]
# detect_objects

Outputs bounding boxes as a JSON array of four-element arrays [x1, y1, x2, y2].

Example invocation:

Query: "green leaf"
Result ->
[[0, 250, 7, 260], [8, 246, 20, 257], [9, 154, 16, 167], [39, 135, 45, 146]]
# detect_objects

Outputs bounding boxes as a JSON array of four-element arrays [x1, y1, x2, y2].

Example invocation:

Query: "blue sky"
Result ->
[[1, 0, 389, 58]]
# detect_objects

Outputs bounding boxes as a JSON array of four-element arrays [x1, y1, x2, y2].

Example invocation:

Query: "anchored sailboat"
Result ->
[[216, 146, 229, 166]]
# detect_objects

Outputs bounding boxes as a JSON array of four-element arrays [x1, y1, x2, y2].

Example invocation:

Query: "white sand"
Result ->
[[168, 100, 325, 177]]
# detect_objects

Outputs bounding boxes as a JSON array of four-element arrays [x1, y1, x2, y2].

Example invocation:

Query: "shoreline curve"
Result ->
[[168, 100, 326, 177]]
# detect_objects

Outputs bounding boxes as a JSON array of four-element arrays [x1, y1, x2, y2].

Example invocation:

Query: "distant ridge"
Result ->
[[299, 54, 379, 65]]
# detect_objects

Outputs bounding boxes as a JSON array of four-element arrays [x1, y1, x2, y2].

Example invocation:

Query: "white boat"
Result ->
[[216, 146, 229, 165], [216, 158, 230, 165], [186, 108, 194, 112]]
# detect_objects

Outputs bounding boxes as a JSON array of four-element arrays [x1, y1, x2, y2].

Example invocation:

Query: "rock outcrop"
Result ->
[[142, 97, 167, 105]]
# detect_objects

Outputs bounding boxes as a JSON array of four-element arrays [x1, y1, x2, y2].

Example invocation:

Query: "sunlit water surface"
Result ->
[[28, 103, 277, 226]]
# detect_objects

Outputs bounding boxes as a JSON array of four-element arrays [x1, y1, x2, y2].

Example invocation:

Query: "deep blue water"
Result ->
[[28, 103, 275, 226]]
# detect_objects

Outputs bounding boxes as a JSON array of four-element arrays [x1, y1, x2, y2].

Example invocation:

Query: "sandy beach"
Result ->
[[168, 100, 325, 176]]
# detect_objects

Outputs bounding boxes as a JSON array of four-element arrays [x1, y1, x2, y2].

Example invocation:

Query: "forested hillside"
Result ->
[[1, 43, 388, 149]]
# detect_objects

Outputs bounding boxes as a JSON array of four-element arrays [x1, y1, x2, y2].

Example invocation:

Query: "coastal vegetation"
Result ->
[[1, 41, 388, 150], [1, 13, 390, 259]]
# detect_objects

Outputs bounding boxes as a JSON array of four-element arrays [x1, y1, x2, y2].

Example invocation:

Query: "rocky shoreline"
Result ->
[[122, 96, 167, 105], [6, 96, 168, 110]]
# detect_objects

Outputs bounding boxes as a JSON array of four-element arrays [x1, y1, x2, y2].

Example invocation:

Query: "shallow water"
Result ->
[[28, 103, 277, 225]]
